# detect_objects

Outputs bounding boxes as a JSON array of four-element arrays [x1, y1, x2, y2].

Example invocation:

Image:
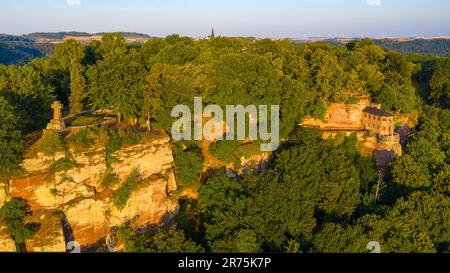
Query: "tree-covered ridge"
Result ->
[[24, 32, 151, 40], [27, 34, 425, 134], [0, 35, 34, 43], [24, 32, 92, 40], [374, 39, 450, 57], [0, 34, 449, 253], [0, 35, 54, 66], [0, 43, 47, 66]]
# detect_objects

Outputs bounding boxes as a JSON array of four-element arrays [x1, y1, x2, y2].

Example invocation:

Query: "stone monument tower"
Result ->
[[45, 101, 65, 132]]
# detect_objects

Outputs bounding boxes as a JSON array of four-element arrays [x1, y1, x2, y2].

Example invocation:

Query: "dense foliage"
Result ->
[[0, 43, 46, 66], [374, 39, 450, 57], [0, 33, 449, 252], [0, 198, 37, 245], [119, 226, 203, 253], [173, 142, 204, 189], [0, 97, 25, 174]]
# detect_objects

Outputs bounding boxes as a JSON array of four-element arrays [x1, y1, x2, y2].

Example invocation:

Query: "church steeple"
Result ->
[[210, 27, 215, 39]]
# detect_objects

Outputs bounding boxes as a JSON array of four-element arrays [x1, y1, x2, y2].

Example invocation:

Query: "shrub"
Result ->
[[40, 133, 65, 156], [105, 130, 123, 155], [113, 169, 140, 210], [119, 226, 203, 253], [104, 127, 154, 168], [345, 97, 360, 105], [101, 169, 119, 189], [105, 127, 153, 156], [0, 198, 37, 244], [209, 140, 242, 168], [173, 144, 204, 188], [0, 98, 25, 173], [210, 140, 262, 169], [311, 101, 327, 120], [49, 188, 58, 197], [48, 158, 76, 173], [73, 129, 95, 151]]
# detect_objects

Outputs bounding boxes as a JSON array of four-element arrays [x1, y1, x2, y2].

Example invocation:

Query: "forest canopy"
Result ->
[[0, 34, 449, 253]]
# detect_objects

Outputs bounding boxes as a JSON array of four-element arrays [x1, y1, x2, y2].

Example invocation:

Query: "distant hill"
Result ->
[[0, 43, 46, 65], [0, 34, 34, 43], [0, 34, 54, 65], [94, 32, 151, 39], [0, 32, 152, 65], [24, 32, 91, 40], [373, 39, 450, 57], [294, 37, 450, 57], [25, 31, 150, 41]]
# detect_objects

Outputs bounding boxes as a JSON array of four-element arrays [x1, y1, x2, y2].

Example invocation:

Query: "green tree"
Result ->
[[0, 97, 25, 174], [69, 54, 85, 115], [87, 43, 146, 123], [53, 40, 86, 114], [0, 198, 37, 245], [40, 132, 65, 157], [358, 192, 450, 253], [391, 155, 431, 190], [0, 64, 55, 132], [429, 56, 450, 107], [120, 226, 203, 253], [313, 223, 368, 253], [433, 165, 450, 195], [173, 143, 204, 189]]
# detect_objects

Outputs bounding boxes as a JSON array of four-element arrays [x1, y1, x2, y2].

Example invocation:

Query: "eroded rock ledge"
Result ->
[[1, 134, 178, 252]]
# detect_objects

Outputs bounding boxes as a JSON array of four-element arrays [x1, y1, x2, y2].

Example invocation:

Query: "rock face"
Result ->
[[109, 179, 178, 228], [0, 220, 16, 252], [240, 153, 270, 175], [26, 213, 66, 252], [301, 100, 371, 130], [64, 199, 110, 248], [3, 134, 178, 251], [112, 139, 174, 183], [302, 100, 403, 169], [322, 131, 402, 168], [0, 183, 7, 206], [21, 152, 66, 174]]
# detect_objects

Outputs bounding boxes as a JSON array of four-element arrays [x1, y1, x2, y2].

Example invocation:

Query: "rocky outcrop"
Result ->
[[301, 100, 371, 130], [322, 131, 402, 169], [302, 100, 404, 169], [21, 152, 66, 174], [0, 182, 7, 206], [112, 139, 174, 183], [3, 133, 179, 251], [25, 213, 66, 252], [109, 178, 178, 228], [240, 153, 270, 175], [65, 199, 110, 248]]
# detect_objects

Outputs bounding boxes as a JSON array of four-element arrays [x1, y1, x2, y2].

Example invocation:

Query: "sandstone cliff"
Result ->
[[2, 133, 178, 252], [302, 100, 404, 169], [301, 100, 371, 130]]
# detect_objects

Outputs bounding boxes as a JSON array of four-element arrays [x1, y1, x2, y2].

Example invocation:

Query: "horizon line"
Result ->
[[2, 31, 450, 41]]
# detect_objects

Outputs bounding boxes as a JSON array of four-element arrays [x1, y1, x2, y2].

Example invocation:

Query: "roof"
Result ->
[[363, 107, 394, 117]]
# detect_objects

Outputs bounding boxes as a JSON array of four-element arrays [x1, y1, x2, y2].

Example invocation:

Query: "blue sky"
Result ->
[[0, 0, 449, 38]]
